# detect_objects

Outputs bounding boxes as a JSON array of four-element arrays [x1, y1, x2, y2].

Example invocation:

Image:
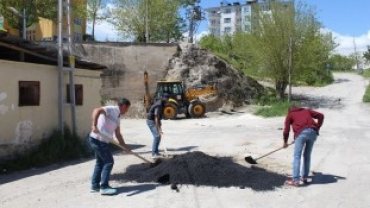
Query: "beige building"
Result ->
[[0, 33, 103, 160]]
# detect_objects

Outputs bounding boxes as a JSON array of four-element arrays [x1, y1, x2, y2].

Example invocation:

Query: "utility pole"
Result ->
[[188, 3, 195, 43], [57, 0, 64, 134], [21, 7, 26, 39], [8, 5, 26, 60], [288, 37, 293, 102], [353, 37, 363, 75], [66, 0, 77, 134], [187, 0, 202, 43], [145, 0, 149, 42]]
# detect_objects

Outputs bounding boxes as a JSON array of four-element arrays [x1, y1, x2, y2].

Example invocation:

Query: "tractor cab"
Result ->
[[155, 81, 186, 103]]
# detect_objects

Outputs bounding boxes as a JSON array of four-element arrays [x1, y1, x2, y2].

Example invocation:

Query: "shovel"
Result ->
[[245, 142, 294, 164], [110, 140, 161, 167], [161, 133, 169, 158]]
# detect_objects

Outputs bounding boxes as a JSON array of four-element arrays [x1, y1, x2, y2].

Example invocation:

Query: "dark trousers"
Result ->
[[88, 136, 114, 189]]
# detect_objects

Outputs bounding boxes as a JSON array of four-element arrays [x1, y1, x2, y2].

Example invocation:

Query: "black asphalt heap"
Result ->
[[112, 151, 286, 191]]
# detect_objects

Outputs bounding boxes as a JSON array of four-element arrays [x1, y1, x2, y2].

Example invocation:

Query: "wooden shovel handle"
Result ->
[[110, 140, 152, 164], [255, 142, 294, 160]]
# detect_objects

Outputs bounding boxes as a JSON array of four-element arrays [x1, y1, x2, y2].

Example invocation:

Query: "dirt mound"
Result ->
[[165, 43, 264, 109], [112, 151, 286, 191]]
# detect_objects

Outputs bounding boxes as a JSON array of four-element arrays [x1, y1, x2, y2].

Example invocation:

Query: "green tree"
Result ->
[[112, 0, 186, 42], [248, 1, 335, 98], [0, 0, 85, 37], [327, 54, 356, 71], [363, 45, 370, 64], [199, 34, 223, 53], [87, 0, 111, 40]]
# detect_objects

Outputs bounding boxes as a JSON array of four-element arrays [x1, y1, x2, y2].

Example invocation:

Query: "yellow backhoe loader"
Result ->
[[144, 71, 217, 119]]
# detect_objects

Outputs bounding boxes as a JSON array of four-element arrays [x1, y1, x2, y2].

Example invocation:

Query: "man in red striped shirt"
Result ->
[[283, 106, 324, 187]]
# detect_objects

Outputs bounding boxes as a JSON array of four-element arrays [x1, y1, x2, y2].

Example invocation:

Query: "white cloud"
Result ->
[[87, 20, 120, 41], [87, 3, 122, 41], [329, 29, 370, 56], [182, 30, 209, 43]]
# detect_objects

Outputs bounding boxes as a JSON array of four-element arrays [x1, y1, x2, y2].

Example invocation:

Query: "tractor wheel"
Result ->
[[163, 103, 178, 120], [188, 101, 206, 118]]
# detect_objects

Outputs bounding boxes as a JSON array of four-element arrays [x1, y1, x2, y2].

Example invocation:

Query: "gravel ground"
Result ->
[[112, 151, 286, 191]]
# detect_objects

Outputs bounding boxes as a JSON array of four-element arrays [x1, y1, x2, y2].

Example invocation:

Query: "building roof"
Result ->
[[0, 31, 106, 70]]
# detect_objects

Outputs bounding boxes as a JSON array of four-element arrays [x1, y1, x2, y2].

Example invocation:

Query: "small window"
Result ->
[[74, 18, 82, 26], [225, 8, 232, 13], [224, 18, 231, 23], [224, 27, 232, 32], [66, 84, 83, 106], [19, 81, 40, 106]]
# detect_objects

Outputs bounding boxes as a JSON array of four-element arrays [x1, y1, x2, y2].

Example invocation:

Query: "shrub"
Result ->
[[254, 100, 300, 117], [0, 126, 91, 173], [363, 84, 370, 103]]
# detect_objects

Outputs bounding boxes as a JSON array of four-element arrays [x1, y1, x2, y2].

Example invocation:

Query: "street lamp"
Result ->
[[8, 6, 26, 39]]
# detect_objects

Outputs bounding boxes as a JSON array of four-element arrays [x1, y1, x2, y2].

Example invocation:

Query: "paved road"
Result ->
[[0, 73, 369, 208]]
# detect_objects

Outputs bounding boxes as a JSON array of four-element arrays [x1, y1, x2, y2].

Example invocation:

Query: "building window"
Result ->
[[66, 84, 83, 106], [74, 33, 82, 42], [224, 18, 231, 23], [262, 5, 270, 12], [26, 30, 36, 41], [211, 19, 216, 25], [211, 29, 220, 35], [245, 16, 251, 23], [74, 18, 82, 26], [19, 81, 40, 106], [225, 8, 231, 13], [224, 27, 232, 32]]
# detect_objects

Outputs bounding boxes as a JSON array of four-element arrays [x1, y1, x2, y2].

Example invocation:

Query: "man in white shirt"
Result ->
[[88, 98, 132, 195]]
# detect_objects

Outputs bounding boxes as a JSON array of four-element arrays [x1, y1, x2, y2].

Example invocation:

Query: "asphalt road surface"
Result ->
[[1, 73, 369, 208]]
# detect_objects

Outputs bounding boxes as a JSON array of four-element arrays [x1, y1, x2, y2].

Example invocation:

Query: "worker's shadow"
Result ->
[[308, 171, 346, 185], [116, 184, 156, 196]]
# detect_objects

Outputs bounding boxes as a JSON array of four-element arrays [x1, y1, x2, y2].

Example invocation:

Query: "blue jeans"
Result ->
[[146, 119, 161, 155], [293, 128, 318, 182], [88, 136, 114, 189]]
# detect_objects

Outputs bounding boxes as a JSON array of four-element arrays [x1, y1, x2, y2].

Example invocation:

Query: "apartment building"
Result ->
[[206, 0, 283, 37], [0, 0, 86, 42]]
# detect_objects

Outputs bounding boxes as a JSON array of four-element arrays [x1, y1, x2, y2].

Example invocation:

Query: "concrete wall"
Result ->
[[0, 60, 101, 160], [74, 43, 179, 102]]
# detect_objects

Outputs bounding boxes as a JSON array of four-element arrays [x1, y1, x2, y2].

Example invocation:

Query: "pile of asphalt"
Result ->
[[112, 151, 286, 191]]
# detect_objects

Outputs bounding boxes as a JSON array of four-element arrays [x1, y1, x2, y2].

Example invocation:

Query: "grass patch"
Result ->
[[0, 126, 91, 174], [252, 91, 300, 117], [254, 100, 300, 117], [363, 84, 370, 103], [362, 69, 370, 78]]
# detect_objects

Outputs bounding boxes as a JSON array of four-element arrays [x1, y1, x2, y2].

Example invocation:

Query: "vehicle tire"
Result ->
[[188, 101, 206, 118], [163, 103, 178, 120]]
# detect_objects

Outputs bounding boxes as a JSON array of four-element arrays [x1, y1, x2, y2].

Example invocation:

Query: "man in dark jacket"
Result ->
[[283, 106, 324, 187], [146, 93, 169, 158]]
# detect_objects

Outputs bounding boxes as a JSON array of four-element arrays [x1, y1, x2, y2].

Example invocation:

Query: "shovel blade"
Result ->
[[244, 156, 258, 164]]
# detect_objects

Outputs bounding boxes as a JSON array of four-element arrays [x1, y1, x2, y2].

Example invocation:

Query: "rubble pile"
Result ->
[[165, 43, 265, 110], [113, 151, 286, 191]]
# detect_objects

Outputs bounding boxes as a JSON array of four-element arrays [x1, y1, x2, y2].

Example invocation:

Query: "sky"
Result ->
[[92, 0, 370, 56]]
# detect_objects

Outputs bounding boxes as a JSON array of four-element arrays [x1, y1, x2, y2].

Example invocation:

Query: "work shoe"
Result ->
[[100, 188, 117, 195], [285, 179, 300, 187], [301, 178, 309, 185], [90, 187, 100, 193], [151, 153, 162, 159]]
